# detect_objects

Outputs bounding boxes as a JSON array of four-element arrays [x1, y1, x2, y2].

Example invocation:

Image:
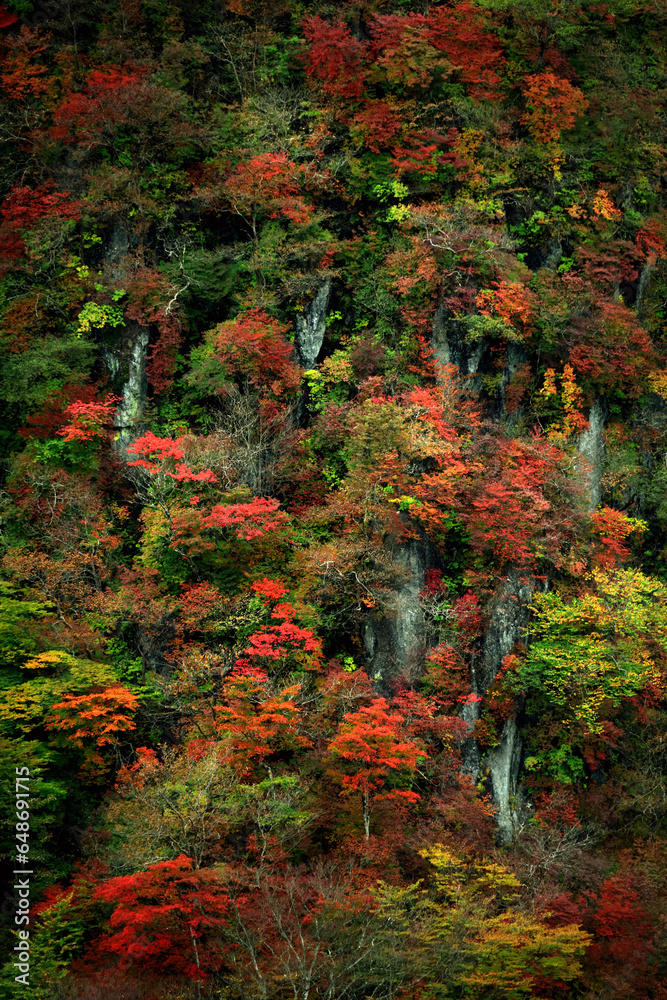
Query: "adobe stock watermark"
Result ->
[[13, 766, 32, 986]]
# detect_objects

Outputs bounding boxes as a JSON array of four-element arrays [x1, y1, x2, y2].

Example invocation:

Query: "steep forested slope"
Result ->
[[1, 1, 667, 997]]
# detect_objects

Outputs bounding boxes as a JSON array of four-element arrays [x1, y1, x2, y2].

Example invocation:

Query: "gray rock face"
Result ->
[[543, 238, 563, 270], [295, 279, 332, 369], [578, 398, 608, 510], [636, 261, 654, 319], [362, 535, 438, 684], [476, 568, 537, 696], [431, 304, 526, 420], [486, 717, 523, 843], [97, 222, 150, 456], [431, 304, 482, 375], [107, 222, 130, 279], [102, 320, 150, 457], [463, 568, 545, 844]]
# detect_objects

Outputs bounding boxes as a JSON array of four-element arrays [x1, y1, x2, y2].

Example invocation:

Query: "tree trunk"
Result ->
[[363, 792, 371, 841]]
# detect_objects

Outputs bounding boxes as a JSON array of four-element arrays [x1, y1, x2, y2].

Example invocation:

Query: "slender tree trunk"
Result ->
[[189, 924, 202, 1000], [363, 793, 371, 841]]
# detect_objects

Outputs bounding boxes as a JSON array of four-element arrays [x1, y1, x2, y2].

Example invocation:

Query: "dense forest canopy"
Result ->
[[1, 0, 667, 997]]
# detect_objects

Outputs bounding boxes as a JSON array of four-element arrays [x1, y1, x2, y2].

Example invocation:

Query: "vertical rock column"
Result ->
[[101, 223, 151, 457], [295, 278, 332, 369], [362, 536, 437, 684], [463, 568, 545, 844], [578, 398, 608, 510], [108, 321, 150, 457], [635, 260, 655, 320]]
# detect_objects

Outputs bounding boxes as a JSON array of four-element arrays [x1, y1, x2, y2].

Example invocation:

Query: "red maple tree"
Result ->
[[90, 856, 229, 981], [327, 698, 424, 840]]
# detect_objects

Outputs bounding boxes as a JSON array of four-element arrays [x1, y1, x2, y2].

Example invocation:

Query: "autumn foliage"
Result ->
[[327, 699, 423, 839], [2, 2, 667, 999], [89, 857, 229, 981]]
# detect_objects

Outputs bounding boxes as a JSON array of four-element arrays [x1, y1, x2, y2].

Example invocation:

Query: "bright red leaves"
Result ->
[[202, 498, 289, 540], [92, 857, 229, 981], [327, 699, 423, 839], [127, 432, 218, 483]]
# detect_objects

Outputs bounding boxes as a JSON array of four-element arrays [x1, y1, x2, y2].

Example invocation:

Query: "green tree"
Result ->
[[513, 569, 667, 780], [475, 0, 636, 66]]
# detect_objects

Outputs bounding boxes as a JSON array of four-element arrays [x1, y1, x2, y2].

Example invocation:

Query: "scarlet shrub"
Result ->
[[58, 395, 120, 442], [201, 497, 289, 539], [214, 673, 311, 768], [302, 16, 367, 99], [89, 857, 229, 981], [127, 432, 218, 483]]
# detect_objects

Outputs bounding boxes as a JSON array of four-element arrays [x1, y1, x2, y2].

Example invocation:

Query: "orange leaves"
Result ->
[[590, 507, 646, 568], [568, 300, 654, 395], [301, 8, 503, 177], [218, 309, 295, 385], [1, 181, 81, 230], [228, 575, 323, 675], [370, 13, 454, 91], [390, 141, 440, 178], [303, 6, 504, 101], [195, 309, 301, 402], [404, 386, 460, 443], [539, 364, 588, 440], [449, 128, 487, 193], [522, 72, 588, 145], [476, 280, 536, 337], [128, 432, 190, 472], [251, 577, 289, 601], [241, 621, 322, 665], [459, 434, 578, 574], [636, 211, 667, 265], [350, 100, 404, 154], [0, 26, 51, 103], [591, 187, 621, 222], [427, 2, 505, 100], [235, 604, 322, 674], [215, 673, 311, 768], [0, 182, 81, 272], [91, 857, 229, 981], [58, 394, 121, 443], [521, 71, 588, 175], [18, 384, 102, 439], [385, 238, 441, 332], [127, 431, 218, 483], [342, 371, 581, 579], [327, 698, 423, 839], [330, 701, 417, 776], [435, 362, 484, 433], [46, 684, 139, 747], [469, 478, 550, 566], [201, 497, 290, 539], [224, 152, 315, 231], [422, 643, 472, 712], [403, 372, 482, 453]]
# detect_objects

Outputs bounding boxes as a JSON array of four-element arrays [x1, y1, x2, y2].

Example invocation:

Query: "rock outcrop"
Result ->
[[578, 398, 608, 510], [463, 567, 546, 844], [106, 321, 150, 456], [362, 535, 439, 685], [295, 278, 332, 369]]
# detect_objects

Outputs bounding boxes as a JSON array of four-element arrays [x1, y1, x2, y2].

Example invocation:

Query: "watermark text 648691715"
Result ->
[[14, 766, 32, 986]]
